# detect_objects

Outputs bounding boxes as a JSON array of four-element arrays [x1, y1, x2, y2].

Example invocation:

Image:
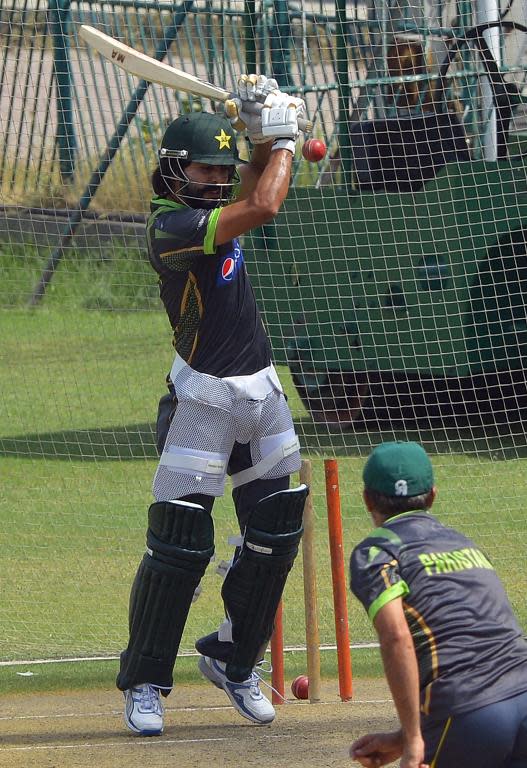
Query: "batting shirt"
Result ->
[[147, 196, 271, 377], [350, 511, 527, 720]]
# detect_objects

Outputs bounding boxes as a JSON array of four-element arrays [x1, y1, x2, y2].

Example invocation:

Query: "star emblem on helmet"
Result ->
[[215, 129, 232, 150]]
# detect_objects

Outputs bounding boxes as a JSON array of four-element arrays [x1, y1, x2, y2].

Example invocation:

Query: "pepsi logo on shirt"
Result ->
[[217, 239, 244, 285]]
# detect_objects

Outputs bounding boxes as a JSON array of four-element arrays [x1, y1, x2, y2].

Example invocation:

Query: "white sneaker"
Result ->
[[124, 683, 164, 736], [198, 655, 275, 725]]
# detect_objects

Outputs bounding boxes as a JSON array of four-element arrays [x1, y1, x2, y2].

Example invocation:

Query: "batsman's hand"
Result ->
[[261, 92, 306, 150], [237, 73, 279, 103], [224, 97, 270, 144], [225, 74, 280, 143]]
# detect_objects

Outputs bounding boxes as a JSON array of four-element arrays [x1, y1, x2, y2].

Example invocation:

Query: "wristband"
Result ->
[[271, 138, 296, 155]]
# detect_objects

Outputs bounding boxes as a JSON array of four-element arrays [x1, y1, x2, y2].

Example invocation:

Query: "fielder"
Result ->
[[350, 441, 527, 768], [116, 75, 308, 735]]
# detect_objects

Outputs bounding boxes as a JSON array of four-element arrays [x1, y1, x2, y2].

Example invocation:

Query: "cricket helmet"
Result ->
[[160, 112, 243, 166], [158, 112, 244, 208]]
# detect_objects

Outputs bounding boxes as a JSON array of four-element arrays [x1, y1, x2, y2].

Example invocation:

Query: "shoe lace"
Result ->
[[246, 670, 263, 697], [252, 660, 288, 705], [137, 684, 162, 713]]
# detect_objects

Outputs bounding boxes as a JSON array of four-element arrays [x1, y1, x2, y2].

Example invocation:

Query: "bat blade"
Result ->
[[79, 25, 230, 102]]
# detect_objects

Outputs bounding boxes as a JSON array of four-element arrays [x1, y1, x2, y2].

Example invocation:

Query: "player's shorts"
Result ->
[[152, 355, 301, 501], [424, 689, 527, 767]]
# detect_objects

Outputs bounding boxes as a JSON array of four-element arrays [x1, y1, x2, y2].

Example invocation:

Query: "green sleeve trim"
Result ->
[[368, 581, 410, 622], [204, 208, 222, 254], [367, 527, 402, 545], [367, 545, 382, 563], [150, 196, 185, 210]]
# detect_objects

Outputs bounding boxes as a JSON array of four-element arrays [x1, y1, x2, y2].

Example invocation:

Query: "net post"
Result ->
[[324, 458, 353, 701]]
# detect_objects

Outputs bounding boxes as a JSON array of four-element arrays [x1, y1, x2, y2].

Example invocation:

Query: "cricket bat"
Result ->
[[79, 25, 312, 133]]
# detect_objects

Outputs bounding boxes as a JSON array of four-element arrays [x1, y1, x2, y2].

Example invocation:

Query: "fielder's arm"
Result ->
[[373, 598, 428, 768]]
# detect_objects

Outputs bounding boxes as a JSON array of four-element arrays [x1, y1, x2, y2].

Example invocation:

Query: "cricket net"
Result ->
[[1, 0, 526, 664]]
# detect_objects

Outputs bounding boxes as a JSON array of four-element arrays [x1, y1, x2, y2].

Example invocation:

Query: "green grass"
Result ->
[[0, 647, 384, 696], [2, 243, 527, 693], [2, 242, 159, 311]]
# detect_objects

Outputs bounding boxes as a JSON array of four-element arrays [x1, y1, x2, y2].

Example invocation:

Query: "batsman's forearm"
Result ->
[[250, 149, 292, 213], [250, 141, 274, 170]]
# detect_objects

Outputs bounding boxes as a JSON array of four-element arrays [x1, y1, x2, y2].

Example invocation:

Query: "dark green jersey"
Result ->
[[147, 196, 271, 377], [350, 511, 527, 719]]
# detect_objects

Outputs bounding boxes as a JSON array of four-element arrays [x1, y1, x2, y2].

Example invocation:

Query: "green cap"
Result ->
[[160, 112, 244, 165], [363, 441, 434, 497]]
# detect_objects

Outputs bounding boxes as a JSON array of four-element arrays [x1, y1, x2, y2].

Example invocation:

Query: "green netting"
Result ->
[[1, 0, 526, 662]]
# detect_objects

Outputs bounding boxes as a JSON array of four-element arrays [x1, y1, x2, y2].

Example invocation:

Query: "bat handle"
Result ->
[[239, 100, 312, 134]]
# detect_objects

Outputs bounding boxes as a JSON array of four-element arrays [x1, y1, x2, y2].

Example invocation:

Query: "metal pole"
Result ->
[[335, 0, 352, 189], [244, 0, 257, 74], [50, 0, 77, 182], [271, 0, 291, 88], [477, 0, 501, 160]]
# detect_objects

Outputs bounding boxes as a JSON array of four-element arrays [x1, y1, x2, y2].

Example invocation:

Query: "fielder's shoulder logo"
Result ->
[[395, 479, 408, 496], [217, 239, 244, 285]]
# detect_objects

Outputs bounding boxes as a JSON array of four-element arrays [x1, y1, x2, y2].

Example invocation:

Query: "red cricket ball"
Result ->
[[302, 138, 327, 163], [291, 674, 309, 700]]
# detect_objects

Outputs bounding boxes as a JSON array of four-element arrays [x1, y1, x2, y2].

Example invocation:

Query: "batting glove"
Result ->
[[229, 75, 280, 143], [262, 92, 307, 153], [224, 97, 270, 144], [237, 73, 279, 103]]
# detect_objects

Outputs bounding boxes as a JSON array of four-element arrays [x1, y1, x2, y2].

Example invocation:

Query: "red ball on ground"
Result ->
[[291, 674, 309, 700], [302, 138, 327, 163]]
